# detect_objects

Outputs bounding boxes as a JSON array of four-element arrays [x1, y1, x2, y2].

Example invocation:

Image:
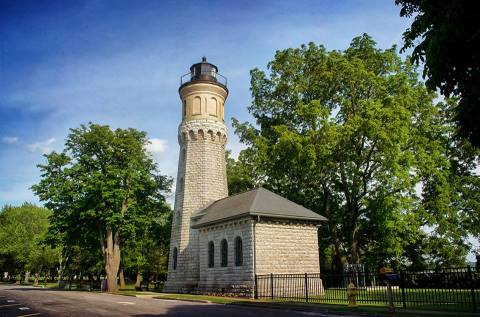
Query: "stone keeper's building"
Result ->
[[163, 58, 327, 296]]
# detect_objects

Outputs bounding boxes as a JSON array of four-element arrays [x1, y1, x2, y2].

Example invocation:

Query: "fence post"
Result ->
[[254, 274, 258, 299], [400, 270, 407, 309], [270, 273, 274, 300], [305, 273, 309, 303], [467, 266, 477, 312]]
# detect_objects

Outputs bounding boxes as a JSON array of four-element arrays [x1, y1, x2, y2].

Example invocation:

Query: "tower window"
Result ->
[[208, 241, 215, 268], [183, 100, 186, 117], [178, 177, 184, 192], [235, 237, 243, 266], [173, 247, 178, 270], [175, 210, 180, 225], [193, 96, 201, 115], [221, 239, 228, 267]]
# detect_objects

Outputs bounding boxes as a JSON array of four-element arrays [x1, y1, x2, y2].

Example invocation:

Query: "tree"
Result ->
[[395, 0, 480, 147], [122, 202, 171, 289], [226, 150, 256, 195], [0, 204, 58, 281], [233, 35, 479, 270], [32, 123, 172, 292]]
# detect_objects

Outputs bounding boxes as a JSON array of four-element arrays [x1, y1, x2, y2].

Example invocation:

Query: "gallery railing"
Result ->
[[254, 266, 479, 312], [180, 70, 227, 87]]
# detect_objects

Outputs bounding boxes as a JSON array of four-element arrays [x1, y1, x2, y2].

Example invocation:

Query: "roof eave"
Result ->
[[191, 212, 327, 229]]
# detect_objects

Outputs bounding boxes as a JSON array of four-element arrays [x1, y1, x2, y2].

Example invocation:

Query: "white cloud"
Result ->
[[27, 138, 56, 154], [145, 138, 168, 161], [2, 136, 18, 144]]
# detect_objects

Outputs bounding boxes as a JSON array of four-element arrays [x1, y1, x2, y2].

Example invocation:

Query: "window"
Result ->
[[178, 177, 184, 192], [221, 239, 228, 267], [183, 100, 187, 117], [193, 96, 201, 115], [172, 247, 178, 270], [175, 210, 180, 225], [208, 241, 215, 268], [235, 237, 243, 266]]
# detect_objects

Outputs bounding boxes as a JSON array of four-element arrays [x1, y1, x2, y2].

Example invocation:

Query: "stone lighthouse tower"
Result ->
[[164, 58, 229, 292]]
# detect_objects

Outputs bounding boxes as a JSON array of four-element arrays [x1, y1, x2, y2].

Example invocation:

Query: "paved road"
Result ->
[[0, 284, 356, 317]]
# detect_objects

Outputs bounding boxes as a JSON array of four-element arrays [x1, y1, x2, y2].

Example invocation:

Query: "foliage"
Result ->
[[395, 0, 480, 147], [32, 123, 172, 291], [0, 203, 58, 277], [123, 207, 171, 282], [226, 150, 256, 195], [232, 34, 479, 270]]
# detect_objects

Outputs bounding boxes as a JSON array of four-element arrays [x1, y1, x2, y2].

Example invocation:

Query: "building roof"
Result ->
[[191, 187, 328, 228]]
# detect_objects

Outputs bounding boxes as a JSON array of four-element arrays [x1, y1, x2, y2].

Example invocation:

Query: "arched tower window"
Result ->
[[208, 97, 217, 116], [183, 100, 186, 117], [221, 239, 228, 267], [178, 177, 184, 191], [175, 210, 180, 225], [193, 96, 201, 115], [235, 236, 243, 266], [181, 148, 186, 162], [172, 247, 178, 270], [208, 241, 215, 268]]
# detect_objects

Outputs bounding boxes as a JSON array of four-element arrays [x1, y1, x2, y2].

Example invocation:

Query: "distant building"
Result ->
[[163, 58, 327, 296]]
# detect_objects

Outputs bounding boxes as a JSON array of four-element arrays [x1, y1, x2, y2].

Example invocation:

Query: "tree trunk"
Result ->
[[119, 269, 126, 288], [135, 272, 141, 288], [33, 273, 39, 286], [24, 271, 30, 284], [322, 189, 346, 272], [348, 205, 361, 264], [104, 225, 121, 293]]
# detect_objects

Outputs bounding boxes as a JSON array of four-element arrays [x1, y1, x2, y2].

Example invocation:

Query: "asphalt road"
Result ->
[[0, 284, 357, 317]]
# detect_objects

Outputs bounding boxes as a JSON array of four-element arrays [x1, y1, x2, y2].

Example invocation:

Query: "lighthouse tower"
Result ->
[[164, 58, 229, 292]]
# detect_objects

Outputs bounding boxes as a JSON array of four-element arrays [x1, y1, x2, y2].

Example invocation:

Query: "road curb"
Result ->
[[153, 296, 212, 303]]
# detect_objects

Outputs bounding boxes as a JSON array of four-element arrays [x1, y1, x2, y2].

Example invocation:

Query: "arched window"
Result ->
[[193, 96, 201, 115], [235, 236, 243, 266], [208, 241, 215, 268], [221, 239, 228, 267], [175, 210, 180, 225], [173, 247, 178, 270], [178, 177, 184, 192]]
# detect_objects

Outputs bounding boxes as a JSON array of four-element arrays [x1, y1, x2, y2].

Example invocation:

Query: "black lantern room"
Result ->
[[190, 57, 218, 82], [180, 57, 227, 89]]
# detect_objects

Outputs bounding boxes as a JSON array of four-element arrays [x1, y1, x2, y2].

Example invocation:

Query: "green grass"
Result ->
[[147, 293, 480, 317], [153, 293, 246, 304], [293, 287, 480, 312]]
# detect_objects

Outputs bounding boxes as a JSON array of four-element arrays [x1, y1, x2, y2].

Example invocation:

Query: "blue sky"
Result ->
[[0, 0, 411, 206]]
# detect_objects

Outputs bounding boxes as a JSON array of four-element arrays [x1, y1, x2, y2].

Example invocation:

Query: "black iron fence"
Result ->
[[255, 267, 480, 312]]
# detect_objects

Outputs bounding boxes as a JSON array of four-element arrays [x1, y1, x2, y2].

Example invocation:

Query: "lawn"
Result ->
[[269, 287, 480, 312]]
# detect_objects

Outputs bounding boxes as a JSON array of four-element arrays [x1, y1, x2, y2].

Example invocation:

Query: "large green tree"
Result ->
[[0, 204, 58, 280], [395, 0, 480, 147], [233, 34, 479, 270], [226, 150, 255, 195], [122, 205, 171, 289], [32, 123, 172, 292]]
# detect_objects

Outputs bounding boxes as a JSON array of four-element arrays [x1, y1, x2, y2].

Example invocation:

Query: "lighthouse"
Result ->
[[164, 58, 229, 292]]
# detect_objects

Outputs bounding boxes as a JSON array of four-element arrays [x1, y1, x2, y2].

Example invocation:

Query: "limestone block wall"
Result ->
[[164, 119, 228, 292], [255, 219, 320, 274], [197, 218, 254, 293], [254, 219, 323, 297]]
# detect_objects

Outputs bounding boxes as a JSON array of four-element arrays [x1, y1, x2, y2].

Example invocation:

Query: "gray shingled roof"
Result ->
[[191, 187, 327, 228]]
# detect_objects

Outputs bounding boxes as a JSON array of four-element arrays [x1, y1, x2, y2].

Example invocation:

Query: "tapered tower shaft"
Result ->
[[164, 58, 228, 291]]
